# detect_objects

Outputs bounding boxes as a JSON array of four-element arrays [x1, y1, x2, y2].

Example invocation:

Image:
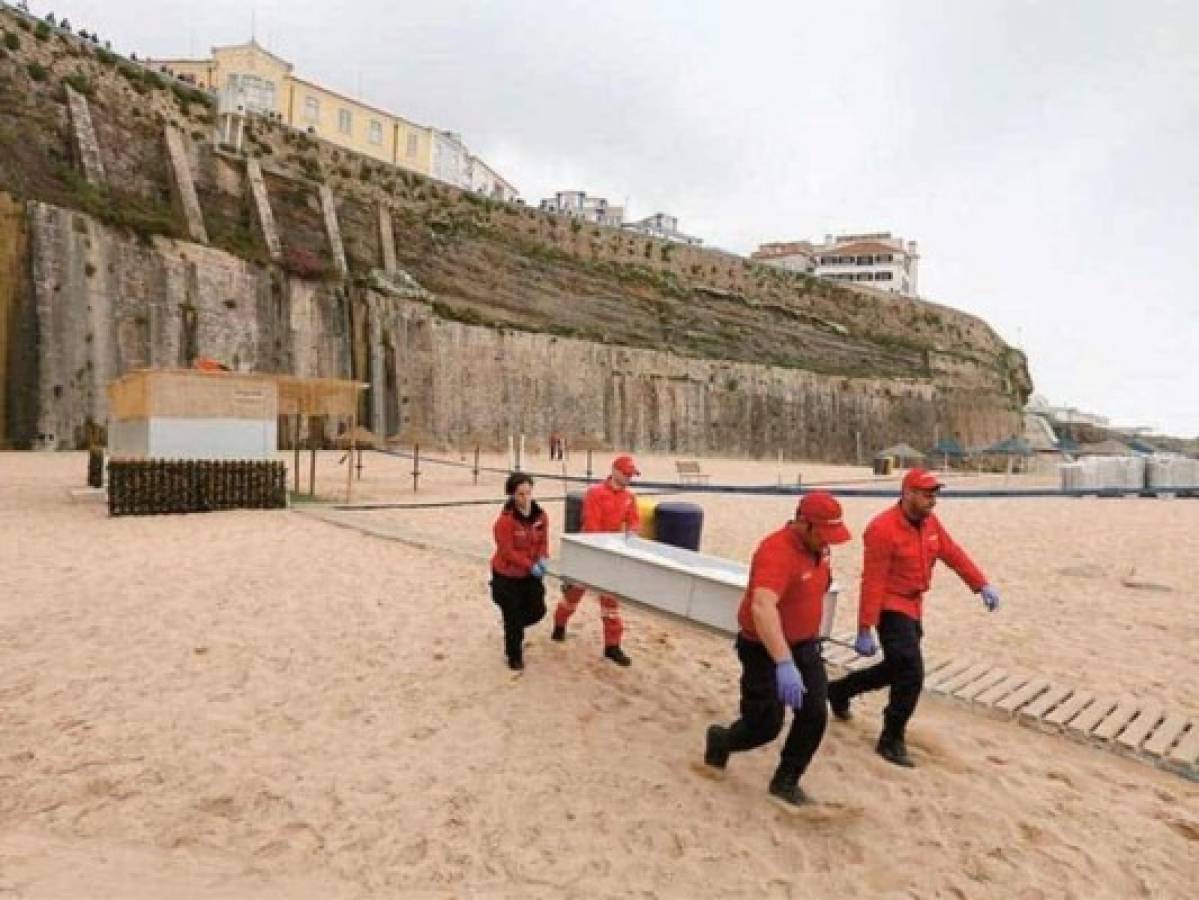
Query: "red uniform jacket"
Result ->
[[490, 500, 549, 578], [581, 479, 640, 533], [737, 524, 832, 645], [858, 503, 987, 629]]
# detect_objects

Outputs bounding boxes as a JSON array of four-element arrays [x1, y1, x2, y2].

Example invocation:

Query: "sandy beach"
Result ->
[[1, 450, 1197, 897]]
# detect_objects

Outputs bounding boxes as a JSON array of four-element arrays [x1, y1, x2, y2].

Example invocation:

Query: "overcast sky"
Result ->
[[53, 1, 1199, 436]]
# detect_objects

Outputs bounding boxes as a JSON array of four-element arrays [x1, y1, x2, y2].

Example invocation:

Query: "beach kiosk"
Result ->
[[108, 369, 279, 460], [105, 370, 368, 513]]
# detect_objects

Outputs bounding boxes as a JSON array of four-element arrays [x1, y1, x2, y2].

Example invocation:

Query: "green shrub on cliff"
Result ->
[[3, 30, 19, 51], [54, 164, 179, 244], [62, 72, 93, 97]]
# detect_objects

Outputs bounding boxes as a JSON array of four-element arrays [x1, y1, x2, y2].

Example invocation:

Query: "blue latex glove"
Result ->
[[980, 584, 1001, 612], [775, 659, 806, 710], [530, 559, 546, 579], [854, 630, 878, 656]]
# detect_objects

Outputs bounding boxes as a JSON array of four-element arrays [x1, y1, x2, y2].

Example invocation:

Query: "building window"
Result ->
[[876, 271, 893, 281], [338, 109, 352, 135], [406, 133, 419, 157], [369, 120, 383, 145], [227, 73, 277, 115], [303, 96, 319, 123]]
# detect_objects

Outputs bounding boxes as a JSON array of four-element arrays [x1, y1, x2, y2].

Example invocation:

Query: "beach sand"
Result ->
[[1, 451, 1196, 897]]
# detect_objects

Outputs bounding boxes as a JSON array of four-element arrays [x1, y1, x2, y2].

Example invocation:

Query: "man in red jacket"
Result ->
[[551, 454, 641, 666], [827, 468, 1001, 767], [702, 492, 851, 810]]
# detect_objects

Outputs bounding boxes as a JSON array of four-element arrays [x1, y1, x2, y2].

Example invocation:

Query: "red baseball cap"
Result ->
[[902, 468, 944, 492], [612, 454, 640, 478], [796, 491, 851, 544]]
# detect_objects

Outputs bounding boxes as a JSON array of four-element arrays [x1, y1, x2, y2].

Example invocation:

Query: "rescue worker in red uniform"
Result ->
[[703, 492, 852, 809], [551, 455, 640, 666], [490, 472, 550, 671], [828, 468, 1001, 767]]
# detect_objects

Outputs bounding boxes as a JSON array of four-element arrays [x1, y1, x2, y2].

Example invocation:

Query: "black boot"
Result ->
[[876, 733, 915, 768], [507, 656, 524, 671], [603, 645, 631, 667], [768, 764, 810, 811], [828, 680, 852, 721], [551, 624, 566, 642], [704, 725, 730, 772]]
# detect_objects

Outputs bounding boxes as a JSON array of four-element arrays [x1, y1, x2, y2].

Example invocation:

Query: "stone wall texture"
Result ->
[[6, 198, 1022, 458], [0, 17, 1029, 459]]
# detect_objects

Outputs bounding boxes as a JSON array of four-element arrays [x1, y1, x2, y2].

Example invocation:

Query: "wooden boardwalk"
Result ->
[[295, 509, 1199, 784], [825, 632, 1199, 782]]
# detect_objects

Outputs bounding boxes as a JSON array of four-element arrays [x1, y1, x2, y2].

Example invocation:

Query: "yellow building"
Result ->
[[150, 40, 512, 199]]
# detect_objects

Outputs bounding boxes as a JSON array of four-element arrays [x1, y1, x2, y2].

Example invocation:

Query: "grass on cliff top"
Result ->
[[53, 163, 179, 243]]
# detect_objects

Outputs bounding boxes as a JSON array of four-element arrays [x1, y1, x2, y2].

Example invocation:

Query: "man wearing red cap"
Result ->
[[702, 491, 851, 810], [828, 468, 1000, 767], [551, 454, 641, 666]]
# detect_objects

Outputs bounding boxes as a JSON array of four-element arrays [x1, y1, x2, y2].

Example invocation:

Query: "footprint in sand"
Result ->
[[1159, 816, 1199, 843], [777, 799, 866, 827], [688, 759, 726, 782]]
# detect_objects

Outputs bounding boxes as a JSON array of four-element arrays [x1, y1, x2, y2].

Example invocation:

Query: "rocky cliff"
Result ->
[[0, 7, 1031, 457]]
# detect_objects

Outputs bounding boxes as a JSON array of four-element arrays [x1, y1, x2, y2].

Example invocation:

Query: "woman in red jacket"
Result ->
[[490, 472, 550, 670]]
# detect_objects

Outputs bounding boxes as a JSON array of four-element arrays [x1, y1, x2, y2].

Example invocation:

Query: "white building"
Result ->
[[753, 232, 919, 295], [539, 190, 624, 227], [749, 241, 817, 273], [1025, 394, 1110, 428], [432, 131, 470, 191], [467, 154, 519, 203], [622, 212, 702, 246], [813, 232, 919, 296]]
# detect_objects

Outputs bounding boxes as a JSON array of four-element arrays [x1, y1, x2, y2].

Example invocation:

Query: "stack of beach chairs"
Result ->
[[1060, 456, 1146, 493], [1147, 456, 1199, 495], [108, 459, 288, 516]]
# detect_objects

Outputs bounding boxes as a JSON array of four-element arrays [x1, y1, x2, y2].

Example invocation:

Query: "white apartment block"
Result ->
[[539, 191, 624, 227], [814, 232, 919, 295], [752, 232, 919, 296], [622, 212, 703, 246]]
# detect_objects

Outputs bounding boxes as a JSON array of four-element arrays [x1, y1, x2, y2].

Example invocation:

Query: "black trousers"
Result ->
[[726, 635, 828, 780], [834, 610, 924, 739], [490, 572, 547, 662]]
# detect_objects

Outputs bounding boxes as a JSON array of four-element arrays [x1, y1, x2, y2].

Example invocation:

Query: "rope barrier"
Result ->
[[372, 448, 1197, 499]]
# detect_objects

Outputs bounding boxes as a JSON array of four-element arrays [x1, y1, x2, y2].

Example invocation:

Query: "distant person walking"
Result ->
[[551, 455, 640, 666], [702, 492, 851, 809], [490, 473, 550, 671], [827, 469, 1000, 767]]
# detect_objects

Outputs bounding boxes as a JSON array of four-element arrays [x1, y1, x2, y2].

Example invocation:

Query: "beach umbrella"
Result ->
[[1055, 435, 1080, 454], [876, 442, 926, 465], [982, 436, 1034, 457], [929, 437, 967, 469], [980, 436, 1034, 478]]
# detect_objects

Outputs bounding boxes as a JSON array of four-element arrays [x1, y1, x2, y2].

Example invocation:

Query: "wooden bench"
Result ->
[[675, 460, 710, 485]]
